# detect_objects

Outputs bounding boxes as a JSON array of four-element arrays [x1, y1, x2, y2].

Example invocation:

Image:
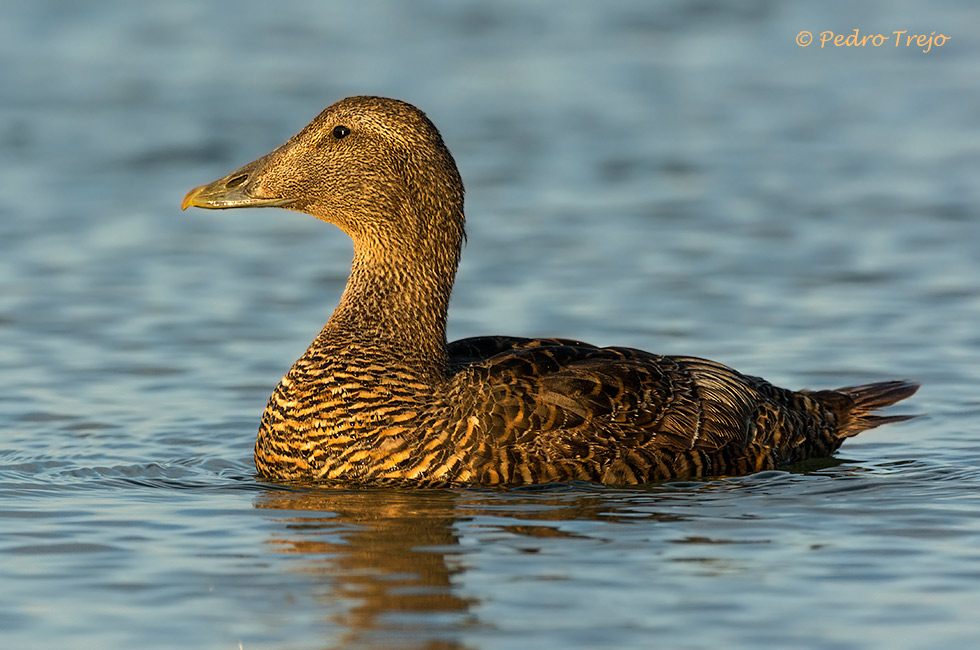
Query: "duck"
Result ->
[[182, 96, 918, 487]]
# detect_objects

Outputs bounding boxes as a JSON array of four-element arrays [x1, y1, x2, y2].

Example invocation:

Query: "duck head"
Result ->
[[182, 96, 465, 254]]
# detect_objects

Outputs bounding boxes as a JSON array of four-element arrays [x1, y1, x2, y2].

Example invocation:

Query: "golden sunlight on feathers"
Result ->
[[182, 96, 917, 487]]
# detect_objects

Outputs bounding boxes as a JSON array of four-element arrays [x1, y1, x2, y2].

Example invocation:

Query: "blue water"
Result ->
[[2, 1, 979, 648]]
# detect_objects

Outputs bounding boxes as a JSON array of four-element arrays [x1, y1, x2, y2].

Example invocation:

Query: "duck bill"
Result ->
[[181, 150, 296, 211]]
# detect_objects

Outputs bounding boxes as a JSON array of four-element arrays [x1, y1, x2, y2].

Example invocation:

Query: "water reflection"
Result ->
[[253, 485, 694, 649], [256, 488, 476, 650], [255, 471, 980, 649]]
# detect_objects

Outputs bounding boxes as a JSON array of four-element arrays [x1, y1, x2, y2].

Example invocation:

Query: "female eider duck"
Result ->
[[182, 96, 917, 487]]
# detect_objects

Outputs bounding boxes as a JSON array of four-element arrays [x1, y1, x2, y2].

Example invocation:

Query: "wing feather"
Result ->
[[444, 337, 776, 482]]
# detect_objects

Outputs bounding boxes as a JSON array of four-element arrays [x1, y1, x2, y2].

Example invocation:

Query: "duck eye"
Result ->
[[332, 125, 351, 139]]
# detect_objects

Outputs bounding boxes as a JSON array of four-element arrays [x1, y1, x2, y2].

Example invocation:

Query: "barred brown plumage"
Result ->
[[182, 96, 918, 487]]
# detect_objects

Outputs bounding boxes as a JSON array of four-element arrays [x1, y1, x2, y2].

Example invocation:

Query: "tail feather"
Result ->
[[822, 380, 920, 438]]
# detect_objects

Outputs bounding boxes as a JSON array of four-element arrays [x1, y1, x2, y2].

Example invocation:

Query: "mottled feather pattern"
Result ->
[[182, 96, 919, 487], [255, 334, 916, 486]]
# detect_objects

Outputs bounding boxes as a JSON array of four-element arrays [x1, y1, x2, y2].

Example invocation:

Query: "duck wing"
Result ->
[[443, 336, 799, 484], [443, 337, 917, 485]]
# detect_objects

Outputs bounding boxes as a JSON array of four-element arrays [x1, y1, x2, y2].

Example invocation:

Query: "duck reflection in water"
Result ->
[[255, 488, 474, 650], [253, 486, 689, 649]]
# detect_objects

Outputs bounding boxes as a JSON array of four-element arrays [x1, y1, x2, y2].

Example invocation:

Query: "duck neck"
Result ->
[[321, 227, 461, 380]]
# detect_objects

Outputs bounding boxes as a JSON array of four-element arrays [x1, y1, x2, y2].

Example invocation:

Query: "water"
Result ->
[[2, 0, 979, 648]]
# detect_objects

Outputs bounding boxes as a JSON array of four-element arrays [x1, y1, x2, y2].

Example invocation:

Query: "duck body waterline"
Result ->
[[183, 96, 917, 487]]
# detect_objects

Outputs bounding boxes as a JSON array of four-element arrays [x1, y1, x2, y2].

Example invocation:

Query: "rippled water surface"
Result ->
[[2, 1, 979, 648]]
